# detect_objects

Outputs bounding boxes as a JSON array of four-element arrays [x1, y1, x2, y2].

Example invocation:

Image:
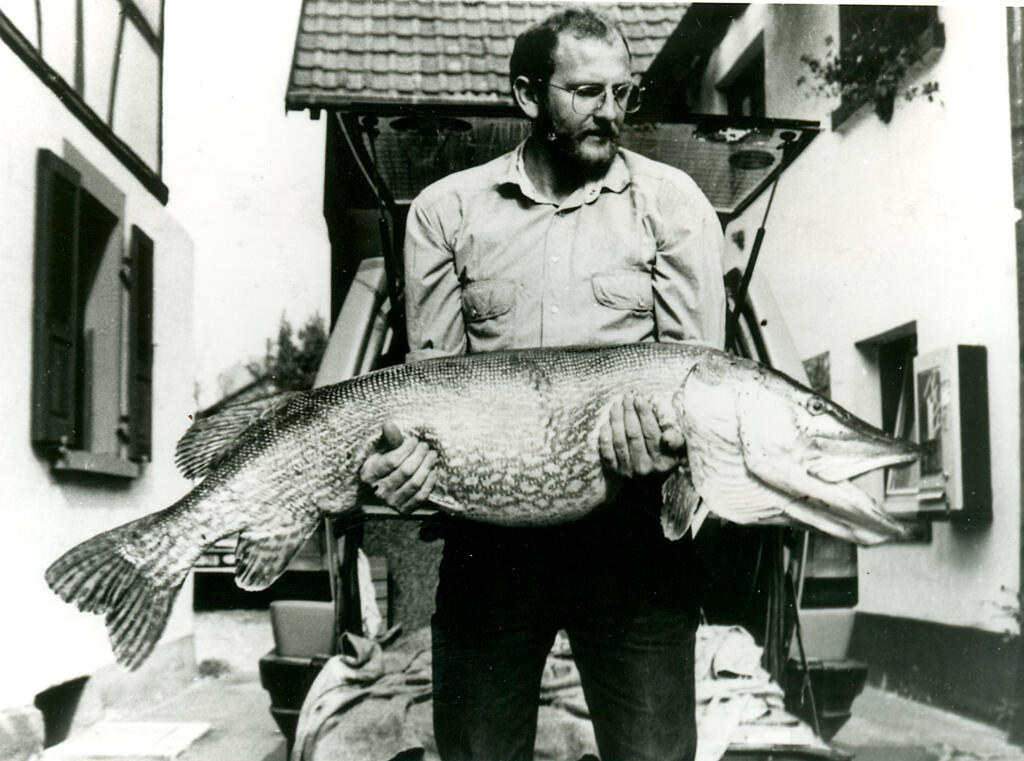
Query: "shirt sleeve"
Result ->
[[651, 177, 727, 349], [403, 194, 467, 362]]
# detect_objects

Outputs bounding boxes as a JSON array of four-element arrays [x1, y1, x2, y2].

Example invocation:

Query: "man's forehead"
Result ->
[[550, 32, 631, 78]]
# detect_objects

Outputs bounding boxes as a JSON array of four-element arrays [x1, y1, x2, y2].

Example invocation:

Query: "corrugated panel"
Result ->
[[287, 0, 688, 109]]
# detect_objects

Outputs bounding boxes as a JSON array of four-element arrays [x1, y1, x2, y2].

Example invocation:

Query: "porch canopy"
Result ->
[[286, 0, 818, 223]]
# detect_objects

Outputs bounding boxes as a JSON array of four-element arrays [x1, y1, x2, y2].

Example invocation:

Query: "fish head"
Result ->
[[734, 361, 921, 483], [677, 354, 920, 544]]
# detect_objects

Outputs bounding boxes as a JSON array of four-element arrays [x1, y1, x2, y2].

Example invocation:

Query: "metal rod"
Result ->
[[725, 168, 781, 348], [724, 133, 801, 349]]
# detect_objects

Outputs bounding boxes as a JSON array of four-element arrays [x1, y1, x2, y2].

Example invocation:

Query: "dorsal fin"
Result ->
[[175, 392, 299, 480]]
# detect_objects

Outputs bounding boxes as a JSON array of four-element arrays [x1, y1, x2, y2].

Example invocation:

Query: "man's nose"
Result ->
[[594, 87, 620, 122]]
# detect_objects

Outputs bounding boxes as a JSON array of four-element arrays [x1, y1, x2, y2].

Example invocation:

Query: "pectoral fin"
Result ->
[[660, 463, 706, 540]]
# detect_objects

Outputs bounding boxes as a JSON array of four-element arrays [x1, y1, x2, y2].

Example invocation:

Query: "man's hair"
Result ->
[[508, 7, 631, 95]]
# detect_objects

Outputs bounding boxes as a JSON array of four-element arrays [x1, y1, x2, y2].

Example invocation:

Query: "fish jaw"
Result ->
[[738, 434, 905, 543], [730, 364, 912, 542]]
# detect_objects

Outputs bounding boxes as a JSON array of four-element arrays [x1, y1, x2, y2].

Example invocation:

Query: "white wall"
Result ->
[[0, 43, 196, 706], [705, 6, 1020, 634]]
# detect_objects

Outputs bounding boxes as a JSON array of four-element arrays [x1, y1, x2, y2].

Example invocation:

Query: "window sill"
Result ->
[[884, 490, 950, 521], [830, 19, 946, 132], [54, 450, 142, 479]]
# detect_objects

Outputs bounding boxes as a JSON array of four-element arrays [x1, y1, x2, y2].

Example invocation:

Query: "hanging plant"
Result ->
[[797, 8, 942, 124]]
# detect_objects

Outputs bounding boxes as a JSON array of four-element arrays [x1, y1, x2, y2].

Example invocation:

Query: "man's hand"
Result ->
[[599, 392, 686, 477], [359, 421, 439, 512]]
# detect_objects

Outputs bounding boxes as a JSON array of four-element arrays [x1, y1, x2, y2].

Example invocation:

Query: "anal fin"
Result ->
[[235, 518, 319, 591], [661, 463, 704, 540]]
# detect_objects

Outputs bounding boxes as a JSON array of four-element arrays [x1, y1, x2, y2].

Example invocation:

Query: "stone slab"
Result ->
[[43, 721, 209, 761]]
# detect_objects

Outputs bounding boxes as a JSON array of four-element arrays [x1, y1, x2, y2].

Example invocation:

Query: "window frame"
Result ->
[[0, 8, 167, 203], [718, 34, 766, 119], [856, 324, 935, 536], [32, 149, 154, 478]]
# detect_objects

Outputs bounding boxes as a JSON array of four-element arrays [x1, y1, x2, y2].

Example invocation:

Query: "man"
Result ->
[[361, 8, 725, 761]]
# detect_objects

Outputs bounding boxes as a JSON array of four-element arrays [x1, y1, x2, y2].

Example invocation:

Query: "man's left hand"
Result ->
[[599, 392, 686, 477]]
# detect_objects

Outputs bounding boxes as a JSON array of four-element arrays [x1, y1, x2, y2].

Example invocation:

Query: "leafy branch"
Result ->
[[797, 22, 940, 124], [247, 313, 328, 392]]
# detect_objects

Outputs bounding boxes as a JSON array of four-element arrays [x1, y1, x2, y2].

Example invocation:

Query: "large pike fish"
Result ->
[[46, 343, 918, 668]]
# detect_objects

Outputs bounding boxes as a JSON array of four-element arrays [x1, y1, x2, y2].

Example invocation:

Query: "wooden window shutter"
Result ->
[[32, 149, 82, 449], [127, 226, 154, 462]]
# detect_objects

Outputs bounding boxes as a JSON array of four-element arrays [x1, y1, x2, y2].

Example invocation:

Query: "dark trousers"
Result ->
[[431, 487, 698, 761]]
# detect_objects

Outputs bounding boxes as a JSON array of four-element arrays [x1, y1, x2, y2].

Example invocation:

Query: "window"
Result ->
[[31, 149, 153, 477], [877, 333, 917, 496], [0, 1, 166, 200], [857, 325, 933, 539], [719, 38, 765, 118]]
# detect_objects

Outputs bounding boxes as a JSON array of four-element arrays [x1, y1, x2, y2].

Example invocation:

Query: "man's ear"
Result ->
[[512, 75, 541, 120]]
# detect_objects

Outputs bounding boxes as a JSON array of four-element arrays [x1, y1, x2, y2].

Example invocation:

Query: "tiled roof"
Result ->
[[287, 0, 687, 110]]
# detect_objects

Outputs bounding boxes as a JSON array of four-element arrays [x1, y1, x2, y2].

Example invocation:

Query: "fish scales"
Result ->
[[45, 342, 919, 669]]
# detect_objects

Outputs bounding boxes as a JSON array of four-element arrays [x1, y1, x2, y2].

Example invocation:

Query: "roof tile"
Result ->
[[288, 0, 686, 108]]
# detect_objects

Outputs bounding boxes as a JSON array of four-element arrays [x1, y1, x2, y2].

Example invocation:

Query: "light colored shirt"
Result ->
[[404, 140, 726, 361]]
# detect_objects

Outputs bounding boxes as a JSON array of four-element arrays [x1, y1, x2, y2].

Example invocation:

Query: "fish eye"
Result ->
[[806, 397, 827, 415]]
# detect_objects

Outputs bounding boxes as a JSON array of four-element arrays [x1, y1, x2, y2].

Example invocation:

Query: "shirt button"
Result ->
[[550, 305, 560, 315], [550, 256, 558, 264]]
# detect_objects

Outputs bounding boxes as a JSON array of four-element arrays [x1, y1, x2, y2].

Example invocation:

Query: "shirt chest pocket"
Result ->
[[462, 279, 516, 344], [591, 271, 654, 313]]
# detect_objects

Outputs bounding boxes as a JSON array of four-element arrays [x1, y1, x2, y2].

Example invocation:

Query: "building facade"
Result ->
[[674, 4, 1020, 723], [0, 0, 196, 750]]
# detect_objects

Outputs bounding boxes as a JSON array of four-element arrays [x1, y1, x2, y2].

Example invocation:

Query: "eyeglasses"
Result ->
[[546, 81, 644, 114]]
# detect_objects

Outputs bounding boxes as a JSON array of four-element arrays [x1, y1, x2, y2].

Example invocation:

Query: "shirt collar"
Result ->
[[498, 138, 632, 206]]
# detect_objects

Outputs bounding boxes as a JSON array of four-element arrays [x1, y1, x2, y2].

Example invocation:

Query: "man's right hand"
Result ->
[[359, 421, 439, 512]]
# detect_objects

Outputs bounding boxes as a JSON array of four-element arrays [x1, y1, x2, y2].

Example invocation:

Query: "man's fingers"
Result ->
[[653, 403, 686, 453], [633, 395, 663, 454], [622, 393, 653, 476], [607, 397, 631, 476], [400, 467, 439, 514], [598, 423, 617, 470], [361, 436, 418, 482], [381, 420, 405, 450], [660, 427, 686, 453], [386, 447, 438, 508]]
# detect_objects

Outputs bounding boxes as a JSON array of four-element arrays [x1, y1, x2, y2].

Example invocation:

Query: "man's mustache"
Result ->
[[580, 126, 619, 139]]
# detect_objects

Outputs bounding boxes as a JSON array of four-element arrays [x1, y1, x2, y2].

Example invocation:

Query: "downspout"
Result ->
[[1007, 7, 1024, 746]]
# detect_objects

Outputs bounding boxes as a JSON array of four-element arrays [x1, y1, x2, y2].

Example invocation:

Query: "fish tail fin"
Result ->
[[45, 503, 199, 670]]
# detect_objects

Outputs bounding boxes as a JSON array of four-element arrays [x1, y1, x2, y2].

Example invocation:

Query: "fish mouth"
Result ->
[[793, 435, 921, 543], [805, 437, 922, 483]]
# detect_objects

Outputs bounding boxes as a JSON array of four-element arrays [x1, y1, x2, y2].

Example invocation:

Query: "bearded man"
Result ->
[[360, 8, 726, 761]]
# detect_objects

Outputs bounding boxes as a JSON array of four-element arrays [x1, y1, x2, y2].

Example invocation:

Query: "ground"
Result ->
[[74, 610, 1024, 761]]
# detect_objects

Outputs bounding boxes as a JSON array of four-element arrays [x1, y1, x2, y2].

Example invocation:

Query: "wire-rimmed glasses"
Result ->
[[547, 81, 644, 114]]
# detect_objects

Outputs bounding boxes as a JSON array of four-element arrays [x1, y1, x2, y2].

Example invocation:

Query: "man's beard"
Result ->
[[534, 114, 619, 180]]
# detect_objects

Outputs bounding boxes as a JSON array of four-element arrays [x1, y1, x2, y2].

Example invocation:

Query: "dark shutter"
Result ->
[[127, 226, 154, 462], [32, 150, 82, 449]]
